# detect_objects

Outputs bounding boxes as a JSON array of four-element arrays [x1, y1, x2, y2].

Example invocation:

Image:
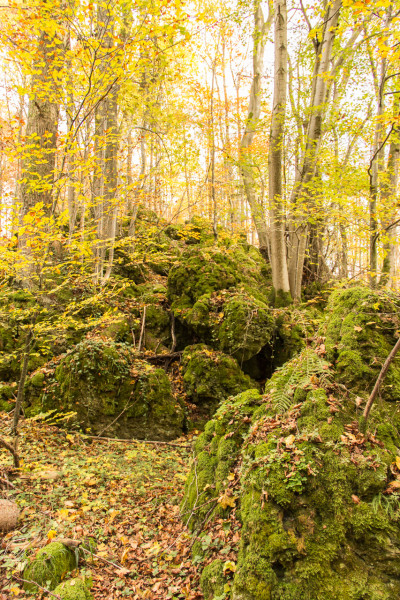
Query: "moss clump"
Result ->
[[325, 286, 400, 400], [0, 383, 15, 412], [53, 578, 93, 600], [217, 293, 274, 362], [167, 245, 271, 314], [182, 344, 255, 418], [29, 339, 184, 440], [200, 559, 227, 599], [181, 388, 263, 530], [23, 542, 77, 591], [183, 347, 400, 600]]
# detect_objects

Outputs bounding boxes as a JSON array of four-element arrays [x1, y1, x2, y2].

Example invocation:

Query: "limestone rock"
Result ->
[[0, 499, 19, 531]]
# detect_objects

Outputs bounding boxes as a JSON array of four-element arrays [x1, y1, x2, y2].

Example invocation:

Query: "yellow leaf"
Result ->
[[223, 560, 237, 574], [47, 529, 57, 540], [218, 493, 237, 510], [396, 456, 400, 470], [227, 473, 235, 481], [285, 434, 296, 447], [389, 480, 400, 488], [353, 326, 363, 332]]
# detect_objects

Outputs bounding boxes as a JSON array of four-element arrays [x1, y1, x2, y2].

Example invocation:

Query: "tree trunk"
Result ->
[[287, 0, 342, 299], [239, 0, 273, 258], [268, 0, 291, 305]]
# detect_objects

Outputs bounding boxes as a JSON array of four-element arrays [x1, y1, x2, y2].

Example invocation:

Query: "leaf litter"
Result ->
[[0, 413, 205, 599]]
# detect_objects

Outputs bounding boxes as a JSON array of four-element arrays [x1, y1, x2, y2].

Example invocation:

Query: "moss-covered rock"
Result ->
[[183, 347, 400, 600], [181, 389, 263, 530], [217, 293, 274, 363], [200, 559, 227, 599], [23, 542, 77, 592], [27, 339, 184, 440], [0, 382, 15, 412], [167, 245, 271, 313], [182, 344, 255, 420], [325, 286, 400, 400], [53, 578, 93, 600]]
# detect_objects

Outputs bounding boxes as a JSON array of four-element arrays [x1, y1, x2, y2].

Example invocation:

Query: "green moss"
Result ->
[[217, 293, 274, 362], [27, 339, 184, 440], [200, 559, 226, 599], [53, 578, 93, 600], [182, 344, 255, 419], [23, 542, 77, 592], [325, 286, 400, 400], [183, 346, 400, 600]]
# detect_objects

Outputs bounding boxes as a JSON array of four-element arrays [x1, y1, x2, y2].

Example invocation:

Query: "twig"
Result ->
[[81, 434, 190, 449], [12, 575, 61, 599], [0, 435, 20, 469], [0, 475, 15, 489], [143, 351, 183, 363], [137, 305, 146, 352], [362, 336, 400, 425], [170, 312, 177, 353]]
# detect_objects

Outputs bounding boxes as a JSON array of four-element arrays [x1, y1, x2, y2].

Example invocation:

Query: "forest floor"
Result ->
[[0, 413, 204, 599]]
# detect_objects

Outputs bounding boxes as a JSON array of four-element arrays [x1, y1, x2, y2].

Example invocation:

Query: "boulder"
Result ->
[[0, 499, 19, 531], [182, 344, 256, 420], [325, 286, 400, 400], [183, 347, 400, 600], [24, 542, 77, 592], [53, 578, 94, 600], [27, 339, 184, 441]]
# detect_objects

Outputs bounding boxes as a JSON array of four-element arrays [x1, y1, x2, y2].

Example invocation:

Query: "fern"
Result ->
[[267, 348, 331, 414]]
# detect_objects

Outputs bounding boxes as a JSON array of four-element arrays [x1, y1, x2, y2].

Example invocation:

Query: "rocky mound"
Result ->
[[182, 286, 400, 599]]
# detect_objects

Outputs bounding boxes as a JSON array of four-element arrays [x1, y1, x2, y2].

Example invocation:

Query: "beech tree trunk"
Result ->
[[20, 28, 62, 215], [268, 0, 291, 304], [239, 0, 273, 258], [287, 0, 342, 299], [92, 2, 119, 283]]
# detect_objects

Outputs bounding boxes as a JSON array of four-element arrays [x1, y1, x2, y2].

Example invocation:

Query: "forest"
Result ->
[[1, 0, 400, 598]]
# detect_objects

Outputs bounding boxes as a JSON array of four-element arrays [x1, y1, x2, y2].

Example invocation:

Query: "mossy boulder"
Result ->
[[28, 339, 184, 440], [23, 542, 77, 591], [325, 286, 400, 400], [182, 344, 255, 419], [167, 245, 271, 313], [53, 578, 93, 600], [181, 388, 264, 530], [217, 293, 274, 363], [183, 348, 400, 600], [200, 559, 227, 599], [0, 382, 15, 412]]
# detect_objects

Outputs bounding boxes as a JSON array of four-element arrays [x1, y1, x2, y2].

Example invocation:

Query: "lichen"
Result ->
[[23, 542, 77, 591]]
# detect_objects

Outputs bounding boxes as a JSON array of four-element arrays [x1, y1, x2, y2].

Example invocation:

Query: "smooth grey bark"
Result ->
[[287, 0, 342, 299], [239, 0, 273, 258], [268, 0, 291, 302]]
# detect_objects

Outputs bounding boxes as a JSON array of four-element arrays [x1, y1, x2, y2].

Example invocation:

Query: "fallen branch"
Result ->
[[12, 575, 61, 599], [143, 351, 183, 363], [81, 434, 190, 449], [362, 336, 400, 426], [137, 305, 146, 352], [0, 435, 20, 468]]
